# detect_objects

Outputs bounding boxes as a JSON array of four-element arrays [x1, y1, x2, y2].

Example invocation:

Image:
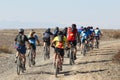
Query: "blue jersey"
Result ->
[[94, 29, 101, 36], [80, 31, 87, 40], [28, 35, 38, 46], [78, 28, 83, 34]]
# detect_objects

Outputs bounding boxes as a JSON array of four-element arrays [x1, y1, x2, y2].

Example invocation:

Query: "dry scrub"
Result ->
[[102, 29, 120, 40], [0, 45, 13, 53], [112, 50, 120, 64]]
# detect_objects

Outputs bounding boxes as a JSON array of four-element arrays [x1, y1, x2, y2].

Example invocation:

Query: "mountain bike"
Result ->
[[54, 49, 62, 77], [81, 40, 87, 56], [94, 36, 99, 49], [28, 44, 35, 67], [87, 39, 93, 51], [16, 53, 24, 75], [44, 42, 50, 60], [68, 41, 75, 65]]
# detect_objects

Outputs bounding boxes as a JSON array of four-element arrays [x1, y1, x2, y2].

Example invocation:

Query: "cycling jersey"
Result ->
[[94, 29, 101, 36], [67, 28, 77, 41], [15, 34, 28, 54], [52, 36, 67, 49], [81, 31, 87, 40], [28, 35, 38, 50], [80, 31, 87, 43], [78, 28, 83, 35], [28, 35, 38, 45]]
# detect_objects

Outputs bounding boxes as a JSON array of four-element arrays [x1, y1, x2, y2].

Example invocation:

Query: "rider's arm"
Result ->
[[35, 35, 40, 45], [14, 35, 18, 45], [24, 35, 30, 48]]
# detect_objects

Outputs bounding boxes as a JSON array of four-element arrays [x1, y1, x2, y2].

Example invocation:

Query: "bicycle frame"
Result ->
[[69, 42, 75, 65], [54, 53, 61, 77], [44, 42, 50, 60], [28, 44, 35, 67], [16, 53, 24, 75], [81, 40, 87, 56], [94, 37, 99, 48]]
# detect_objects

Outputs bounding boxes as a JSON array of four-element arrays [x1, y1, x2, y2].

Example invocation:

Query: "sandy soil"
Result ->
[[0, 40, 120, 80]]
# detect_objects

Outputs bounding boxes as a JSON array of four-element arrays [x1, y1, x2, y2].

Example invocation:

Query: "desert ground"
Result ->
[[0, 29, 120, 80]]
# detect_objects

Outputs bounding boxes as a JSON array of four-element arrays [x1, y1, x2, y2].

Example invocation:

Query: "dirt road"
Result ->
[[0, 40, 120, 80]]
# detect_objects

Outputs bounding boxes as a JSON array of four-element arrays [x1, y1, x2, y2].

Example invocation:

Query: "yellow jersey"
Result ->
[[52, 36, 67, 49]]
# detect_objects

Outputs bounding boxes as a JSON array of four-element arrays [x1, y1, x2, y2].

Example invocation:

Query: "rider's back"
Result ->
[[67, 27, 77, 41]]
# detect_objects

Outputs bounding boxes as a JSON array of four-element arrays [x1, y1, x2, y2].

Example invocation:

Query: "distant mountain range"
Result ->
[[0, 21, 66, 29], [0, 21, 119, 29]]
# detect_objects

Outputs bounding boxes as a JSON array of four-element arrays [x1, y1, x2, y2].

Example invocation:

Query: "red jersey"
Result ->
[[67, 27, 77, 41]]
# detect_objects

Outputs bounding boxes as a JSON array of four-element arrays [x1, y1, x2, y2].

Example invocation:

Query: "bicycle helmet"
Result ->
[[18, 28, 24, 33], [55, 26, 59, 30], [71, 24, 76, 32], [46, 28, 51, 33], [58, 31, 63, 35], [96, 27, 99, 29]]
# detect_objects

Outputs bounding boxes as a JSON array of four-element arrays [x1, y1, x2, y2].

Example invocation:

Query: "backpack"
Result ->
[[43, 32, 50, 38], [43, 32, 50, 41], [17, 34, 25, 44]]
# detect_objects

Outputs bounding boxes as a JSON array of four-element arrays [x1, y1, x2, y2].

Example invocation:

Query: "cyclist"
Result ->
[[93, 27, 102, 47], [28, 29, 40, 64], [89, 26, 95, 48], [77, 26, 84, 48], [53, 26, 59, 38], [67, 24, 80, 60], [62, 27, 68, 37], [80, 28, 87, 52], [51, 31, 68, 70], [14, 28, 29, 70], [43, 28, 53, 57]]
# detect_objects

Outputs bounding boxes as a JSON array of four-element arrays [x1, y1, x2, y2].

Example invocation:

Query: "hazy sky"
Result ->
[[0, 0, 120, 29]]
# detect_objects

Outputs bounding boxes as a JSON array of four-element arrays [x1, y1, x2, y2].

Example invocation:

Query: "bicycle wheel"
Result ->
[[17, 56, 21, 75], [54, 55, 60, 77], [55, 62, 59, 77], [44, 46, 47, 60], [28, 49, 32, 67], [83, 44, 87, 56], [96, 41, 99, 48], [69, 49, 74, 65], [44, 45, 49, 60]]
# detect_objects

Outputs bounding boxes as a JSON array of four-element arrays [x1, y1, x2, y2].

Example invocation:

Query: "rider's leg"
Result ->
[[73, 40, 77, 59], [33, 44, 36, 59], [15, 51, 19, 63], [54, 48, 57, 65], [48, 41, 51, 58], [43, 42, 45, 50], [21, 54, 26, 70], [60, 49, 64, 65]]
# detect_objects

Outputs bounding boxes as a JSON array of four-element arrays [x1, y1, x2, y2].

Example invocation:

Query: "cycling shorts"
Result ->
[[55, 48, 64, 57], [68, 40, 77, 47], [30, 43, 36, 50], [16, 44, 26, 54], [43, 37, 50, 46], [94, 36, 100, 40], [81, 38, 86, 44]]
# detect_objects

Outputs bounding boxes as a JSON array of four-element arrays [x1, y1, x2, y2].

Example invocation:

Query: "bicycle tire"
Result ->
[[44, 44, 49, 60], [55, 62, 59, 77], [83, 44, 87, 56], [17, 56, 21, 75], [69, 49, 74, 65], [28, 49, 32, 67]]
